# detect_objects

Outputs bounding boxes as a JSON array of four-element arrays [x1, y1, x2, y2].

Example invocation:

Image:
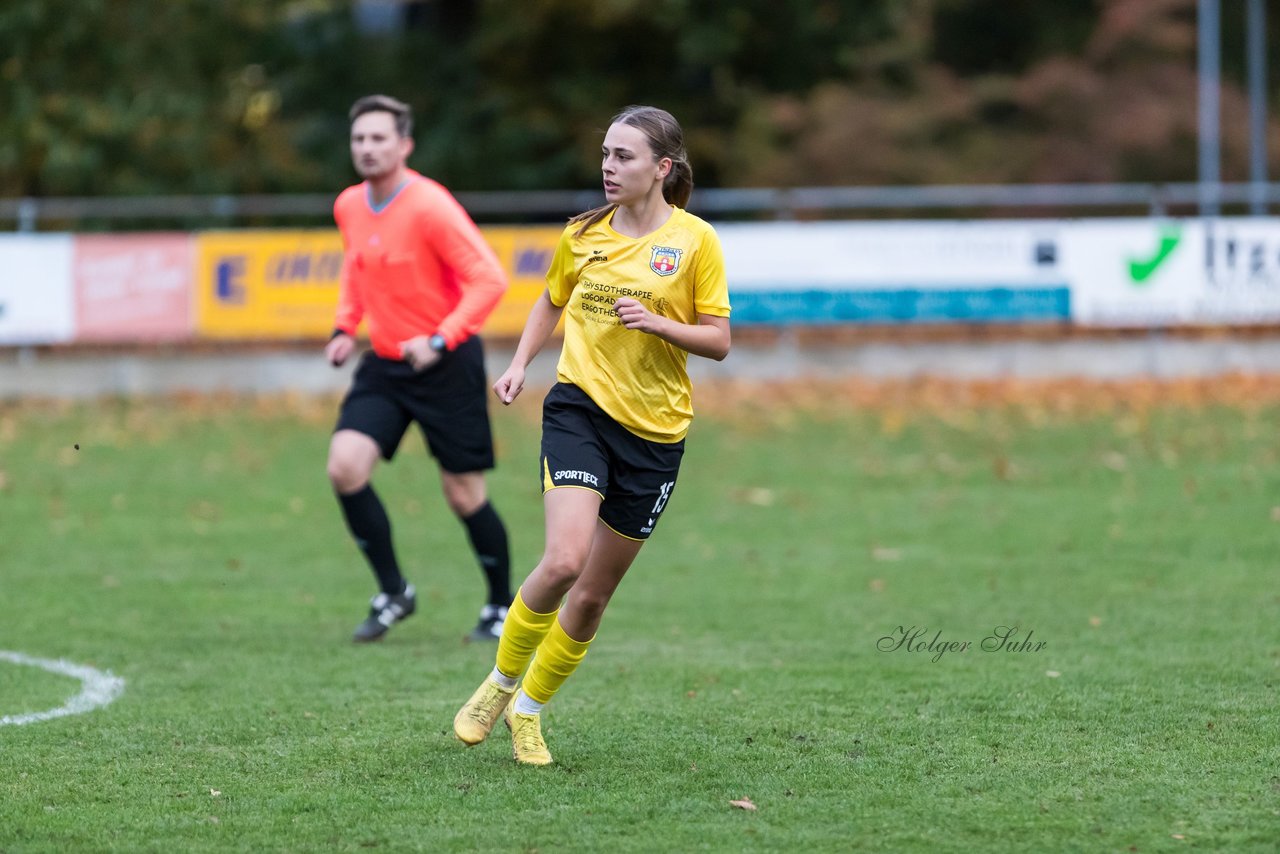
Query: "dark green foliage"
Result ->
[[1, 1, 1277, 200]]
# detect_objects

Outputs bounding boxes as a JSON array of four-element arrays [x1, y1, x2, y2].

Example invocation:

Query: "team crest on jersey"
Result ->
[[649, 245, 683, 277]]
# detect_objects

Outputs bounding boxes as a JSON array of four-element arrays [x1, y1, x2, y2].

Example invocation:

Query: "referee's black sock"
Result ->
[[338, 485, 406, 596], [462, 501, 512, 607]]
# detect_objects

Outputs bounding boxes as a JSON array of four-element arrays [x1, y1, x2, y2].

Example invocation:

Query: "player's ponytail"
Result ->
[[663, 157, 693, 209], [571, 106, 693, 238]]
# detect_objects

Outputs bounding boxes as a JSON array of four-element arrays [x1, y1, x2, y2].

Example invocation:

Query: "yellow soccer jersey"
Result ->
[[545, 206, 731, 443]]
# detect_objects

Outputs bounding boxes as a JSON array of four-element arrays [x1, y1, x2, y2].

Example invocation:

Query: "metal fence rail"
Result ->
[[3, 182, 1278, 230]]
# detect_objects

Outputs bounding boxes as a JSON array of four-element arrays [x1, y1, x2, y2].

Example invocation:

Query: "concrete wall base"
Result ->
[[6, 335, 1280, 400]]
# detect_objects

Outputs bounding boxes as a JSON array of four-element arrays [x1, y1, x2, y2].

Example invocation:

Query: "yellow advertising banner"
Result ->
[[196, 230, 344, 340], [194, 226, 563, 340], [480, 226, 564, 336]]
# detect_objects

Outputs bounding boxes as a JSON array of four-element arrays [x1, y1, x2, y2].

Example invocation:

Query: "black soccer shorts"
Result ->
[[539, 382, 684, 541], [335, 336, 495, 472]]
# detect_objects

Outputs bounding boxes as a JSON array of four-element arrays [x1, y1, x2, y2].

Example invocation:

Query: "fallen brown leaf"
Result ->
[[992, 456, 1013, 481]]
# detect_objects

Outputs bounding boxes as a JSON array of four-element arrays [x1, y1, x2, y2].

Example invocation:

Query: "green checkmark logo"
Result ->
[[1128, 224, 1182, 285]]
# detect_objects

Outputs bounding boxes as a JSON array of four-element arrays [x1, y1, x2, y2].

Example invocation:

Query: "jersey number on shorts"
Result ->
[[651, 481, 675, 515]]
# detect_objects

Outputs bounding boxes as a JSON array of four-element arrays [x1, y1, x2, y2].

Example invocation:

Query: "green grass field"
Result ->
[[2, 385, 1278, 852]]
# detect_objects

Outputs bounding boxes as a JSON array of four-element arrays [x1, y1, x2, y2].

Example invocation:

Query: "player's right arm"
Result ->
[[328, 201, 364, 366], [493, 230, 575, 404], [493, 290, 564, 405]]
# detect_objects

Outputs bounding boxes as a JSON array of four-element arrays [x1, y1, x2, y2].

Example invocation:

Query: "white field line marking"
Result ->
[[0, 650, 125, 726]]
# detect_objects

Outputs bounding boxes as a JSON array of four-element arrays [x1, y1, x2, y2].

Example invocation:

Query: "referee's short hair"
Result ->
[[349, 94, 413, 138]]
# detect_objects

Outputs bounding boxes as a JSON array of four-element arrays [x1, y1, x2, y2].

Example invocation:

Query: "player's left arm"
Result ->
[[614, 226, 731, 361], [422, 191, 508, 348], [613, 302, 730, 361]]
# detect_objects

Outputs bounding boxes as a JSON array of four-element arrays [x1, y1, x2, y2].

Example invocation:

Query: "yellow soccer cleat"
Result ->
[[453, 678, 515, 746], [504, 705, 553, 766]]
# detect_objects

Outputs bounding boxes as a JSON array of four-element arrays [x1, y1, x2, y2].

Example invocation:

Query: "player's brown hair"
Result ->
[[570, 105, 693, 237]]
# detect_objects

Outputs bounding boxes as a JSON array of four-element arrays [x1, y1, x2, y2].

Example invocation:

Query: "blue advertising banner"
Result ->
[[732, 286, 1070, 324]]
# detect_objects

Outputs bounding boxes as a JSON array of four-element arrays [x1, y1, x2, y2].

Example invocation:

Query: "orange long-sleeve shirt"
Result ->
[[333, 170, 507, 358]]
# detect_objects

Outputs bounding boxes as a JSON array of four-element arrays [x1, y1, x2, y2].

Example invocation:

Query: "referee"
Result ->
[[325, 95, 513, 644]]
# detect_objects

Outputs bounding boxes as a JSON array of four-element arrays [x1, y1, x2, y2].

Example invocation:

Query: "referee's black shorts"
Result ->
[[335, 336, 495, 472], [539, 382, 684, 541]]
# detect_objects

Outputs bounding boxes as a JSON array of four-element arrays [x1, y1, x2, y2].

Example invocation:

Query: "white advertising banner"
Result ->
[[716, 218, 1280, 327], [1061, 217, 1280, 326], [716, 221, 1069, 324], [0, 234, 75, 344]]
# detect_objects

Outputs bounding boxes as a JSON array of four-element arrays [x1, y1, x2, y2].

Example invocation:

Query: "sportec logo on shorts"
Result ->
[[555, 468, 600, 487]]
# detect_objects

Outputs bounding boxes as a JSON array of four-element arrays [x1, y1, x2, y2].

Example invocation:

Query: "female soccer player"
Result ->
[[452, 105, 731, 765]]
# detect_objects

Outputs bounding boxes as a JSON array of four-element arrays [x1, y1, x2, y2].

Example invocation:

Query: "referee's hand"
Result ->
[[399, 336, 442, 372], [326, 333, 356, 367]]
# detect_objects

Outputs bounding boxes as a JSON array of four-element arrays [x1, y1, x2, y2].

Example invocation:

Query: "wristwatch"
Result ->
[[428, 334, 447, 353]]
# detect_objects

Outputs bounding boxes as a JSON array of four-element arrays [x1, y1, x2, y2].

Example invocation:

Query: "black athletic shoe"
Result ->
[[466, 604, 508, 642], [352, 584, 416, 642]]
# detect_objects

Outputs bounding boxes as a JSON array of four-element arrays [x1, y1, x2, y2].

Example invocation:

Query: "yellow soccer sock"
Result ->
[[494, 589, 559, 680], [521, 618, 594, 705]]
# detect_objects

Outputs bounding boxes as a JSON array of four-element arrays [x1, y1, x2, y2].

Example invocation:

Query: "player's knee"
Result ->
[[537, 549, 588, 591], [442, 481, 485, 517], [327, 454, 370, 493], [570, 589, 612, 624]]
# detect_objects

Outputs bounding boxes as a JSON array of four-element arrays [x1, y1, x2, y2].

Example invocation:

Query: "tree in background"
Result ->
[[0, 0, 1275, 199], [0, 0, 324, 196], [286, 0, 896, 193], [729, 0, 1280, 187]]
